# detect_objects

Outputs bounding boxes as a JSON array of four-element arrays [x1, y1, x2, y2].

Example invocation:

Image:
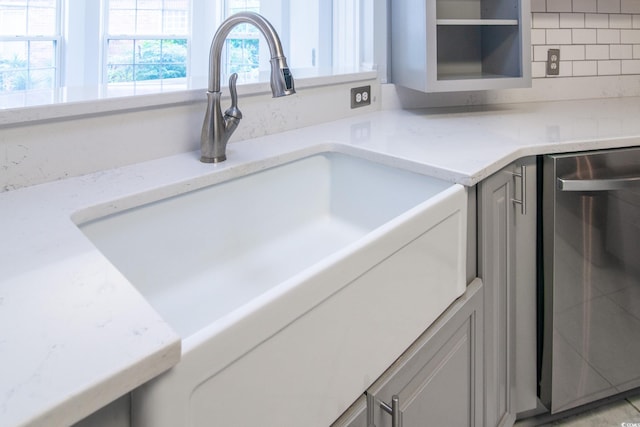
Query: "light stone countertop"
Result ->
[[2, 96, 640, 427]]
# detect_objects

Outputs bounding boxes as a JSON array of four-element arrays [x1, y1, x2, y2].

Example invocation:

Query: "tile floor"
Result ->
[[518, 394, 640, 426], [543, 397, 640, 426]]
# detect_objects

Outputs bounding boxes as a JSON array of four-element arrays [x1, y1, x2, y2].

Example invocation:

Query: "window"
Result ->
[[104, 0, 190, 84], [0, 0, 60, 92], [224, 0, 260, 82], [0, 0, 372, 95]]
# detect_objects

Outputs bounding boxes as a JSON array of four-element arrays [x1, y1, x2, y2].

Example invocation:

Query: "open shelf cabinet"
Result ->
[[391, 0, 531, 92]]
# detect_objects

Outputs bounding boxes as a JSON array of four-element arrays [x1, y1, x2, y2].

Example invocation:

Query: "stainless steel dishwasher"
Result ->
[[541, 147, 640, 414]]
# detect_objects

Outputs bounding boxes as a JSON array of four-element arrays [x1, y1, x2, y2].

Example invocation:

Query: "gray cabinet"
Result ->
[[478, 158, 537, 427], [72, 394, 131, 427], [513, 159, 538, 416], [356, 279, 484, 427], [391, 0, 531, 92]]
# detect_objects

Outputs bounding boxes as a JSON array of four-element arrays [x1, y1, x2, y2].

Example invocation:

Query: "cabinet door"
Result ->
[[366, 279, 483, 427], [479, 158, 537, 427]]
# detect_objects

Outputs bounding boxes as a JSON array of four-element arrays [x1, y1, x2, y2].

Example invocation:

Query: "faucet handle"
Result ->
[[224, 73, 242, 120]]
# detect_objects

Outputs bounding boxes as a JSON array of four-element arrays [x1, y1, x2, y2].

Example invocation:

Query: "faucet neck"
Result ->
[[208, 11, 290, 94]]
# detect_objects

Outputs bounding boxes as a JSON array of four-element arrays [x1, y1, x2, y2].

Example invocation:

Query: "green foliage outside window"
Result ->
[[107, 39, 188, 83], [227, 38, 259, 75], [0, 55, 28, 92]]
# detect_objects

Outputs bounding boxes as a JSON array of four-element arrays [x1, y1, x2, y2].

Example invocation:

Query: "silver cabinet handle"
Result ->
[[558, 176, 640, 192], [511, 165, 526, 215], [380, 395, 402, 427]]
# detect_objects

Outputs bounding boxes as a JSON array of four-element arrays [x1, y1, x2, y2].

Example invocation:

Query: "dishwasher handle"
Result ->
[[558, 176, 640, 192]]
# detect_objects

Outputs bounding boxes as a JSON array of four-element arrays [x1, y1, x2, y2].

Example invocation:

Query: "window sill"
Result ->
[[0, 71, 378, 128]]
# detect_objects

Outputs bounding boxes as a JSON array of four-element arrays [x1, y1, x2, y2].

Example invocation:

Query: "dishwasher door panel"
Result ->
[[541, 147, 640, 414]]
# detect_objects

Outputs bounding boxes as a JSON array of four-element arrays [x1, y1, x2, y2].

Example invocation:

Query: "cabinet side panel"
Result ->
[[514, 158, 538, 415], [391, 0, 428, 91], [479, 168, 516, 427]]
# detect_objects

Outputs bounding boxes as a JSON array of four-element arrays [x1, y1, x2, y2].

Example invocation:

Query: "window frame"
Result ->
[[101, 0, 192, 85], [1, 0, 376, 109], [0, 0, 62, 92]]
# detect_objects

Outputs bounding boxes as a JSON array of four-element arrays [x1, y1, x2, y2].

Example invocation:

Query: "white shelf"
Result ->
[[437, 72, 516, 80], [436, 19, 519, 26]]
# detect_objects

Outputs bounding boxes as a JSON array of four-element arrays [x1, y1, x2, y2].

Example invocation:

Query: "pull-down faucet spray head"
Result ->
[[200, 12, 296, 163]]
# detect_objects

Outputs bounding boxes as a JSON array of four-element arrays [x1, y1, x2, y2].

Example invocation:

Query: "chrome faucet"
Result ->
[[200, 12, 296, 163]]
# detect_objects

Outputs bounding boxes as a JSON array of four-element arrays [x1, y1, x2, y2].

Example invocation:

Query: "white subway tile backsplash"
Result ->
[[531, 28, 547, 44], [586, 13, 609, 27], [573, 28, 598, 43], [621, 29, 640, 43], [622, 59, 640, 73], [533, 13, 560, 28], [548, 0, 573, 12], [597, 28, 621, 43], [598, 59, 622, 74], [531, 0, 546, 12], [547, 29, 574, 43], [598, 0, 621, 14], [559, 61, 574, 76], [560, 13, 585, 28], [610, 14, 632, 28], [610, 44, 633, 58], [573, 60, 599, 75], [532, 61, 547, 77], [621, 0, 640, 14], [534, 45, 559, 61], [573, 0, 598, 13], [586, 44, 610, 59], [532, 1, 640, 79], [562, 45, 587, 60]]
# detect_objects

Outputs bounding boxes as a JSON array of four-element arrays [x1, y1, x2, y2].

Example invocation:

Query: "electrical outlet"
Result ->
[[350, 85, 371, 109], [547, 49, 560, 76]]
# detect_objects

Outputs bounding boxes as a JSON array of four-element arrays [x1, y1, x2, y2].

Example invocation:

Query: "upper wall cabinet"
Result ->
[[391, 0, 531, 92]]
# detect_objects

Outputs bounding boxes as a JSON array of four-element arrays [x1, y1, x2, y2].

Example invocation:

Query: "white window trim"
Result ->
[[1, 0, 378, 122], [0, 0, 63, 90], [63, 0, 100, 87], [52, 0, 372, 87], [101, 0, 191, 85]]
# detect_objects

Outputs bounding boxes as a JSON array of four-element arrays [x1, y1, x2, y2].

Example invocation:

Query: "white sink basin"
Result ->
[[78, 151, 452, 338], [76, 150, 468, 427]]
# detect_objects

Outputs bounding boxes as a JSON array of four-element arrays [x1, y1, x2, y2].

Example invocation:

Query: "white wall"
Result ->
[[0, 76, 379, 192]]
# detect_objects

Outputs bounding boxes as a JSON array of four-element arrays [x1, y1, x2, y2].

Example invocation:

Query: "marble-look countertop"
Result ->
[[2, 96, 640, 427]]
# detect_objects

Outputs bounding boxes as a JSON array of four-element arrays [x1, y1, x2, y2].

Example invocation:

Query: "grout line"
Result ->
[[627, 397, 640, 414]]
